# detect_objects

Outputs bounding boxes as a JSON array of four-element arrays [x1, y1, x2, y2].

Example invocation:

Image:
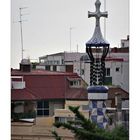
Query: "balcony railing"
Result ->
[[11, 111, 36, 121]]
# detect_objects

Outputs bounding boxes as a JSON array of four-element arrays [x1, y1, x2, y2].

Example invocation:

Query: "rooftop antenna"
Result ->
[[69, 27, 75, 52], [77, 44, 79, 53], [19, 7, 28, 60]]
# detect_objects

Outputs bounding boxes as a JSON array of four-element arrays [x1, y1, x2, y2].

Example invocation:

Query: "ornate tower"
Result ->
[[86, 0, 110, 128], [86, 0, 109, 86]]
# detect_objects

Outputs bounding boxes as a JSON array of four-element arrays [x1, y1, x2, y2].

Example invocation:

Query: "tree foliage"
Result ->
[[52, 130, 62, 140], [53, 106, 129, 140]]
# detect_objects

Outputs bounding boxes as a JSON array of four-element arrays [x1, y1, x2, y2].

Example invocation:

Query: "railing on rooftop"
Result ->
[[11, 111, 36, 121]]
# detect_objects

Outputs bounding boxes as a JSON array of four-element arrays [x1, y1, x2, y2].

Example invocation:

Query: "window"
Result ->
[[66, 65, 73, 72], [53, 66, 57, 71], [70, 81, 74, 86], [45, 65, 50, 71], [81, 69, 85, 75], [56, 61, 60, 65], [50, 61, 52, 65], [37, 101, 43, 108], [105, 68, 110, 76], [40, 59, 45, 63], [61, 59, 64, 64], [70, 80, 81, 87], [47, 61, 49, 64], [104, 77, 112, 85], [121, 42, 125, 47], [105, 68, 112, 85], [116, 67, 120, 72], [37, 101, 49, 117], [54, 61, 59, 65]]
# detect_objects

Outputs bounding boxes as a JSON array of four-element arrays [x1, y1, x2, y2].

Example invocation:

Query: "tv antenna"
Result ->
[[19, 7, 29, 60], [69, 27, 75, 52]]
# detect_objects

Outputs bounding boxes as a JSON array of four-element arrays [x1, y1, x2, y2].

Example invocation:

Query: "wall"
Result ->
[[35, 117, 55, 126], [111, 61, 123, 87], [121, 62, 129, 92], [121, 40, 129, 48], [54, 100, 90, 119], [36, 65, 46, 70], [74, 52, 129, 91], [11, 122, 75, 140], [65, 100, 89, 110], [82, 63, 90, 85]]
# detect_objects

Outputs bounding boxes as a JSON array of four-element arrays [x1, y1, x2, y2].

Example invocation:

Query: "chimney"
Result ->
[[20, 59, 32, 72]]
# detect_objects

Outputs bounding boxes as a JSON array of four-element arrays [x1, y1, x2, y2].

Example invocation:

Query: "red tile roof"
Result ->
[[11, 88, 37, 100], [66, 88, 87, 100], [11, 70, 128, 101], [11, 69, 79, 76], [108, 87, 129, 99], [11, 69, 84, 100]]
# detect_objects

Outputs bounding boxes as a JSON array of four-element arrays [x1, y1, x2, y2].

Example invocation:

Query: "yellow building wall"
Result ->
[[65, 100, 89, 110], [55, 100, 90, 119], [35, 117, 55, 126]]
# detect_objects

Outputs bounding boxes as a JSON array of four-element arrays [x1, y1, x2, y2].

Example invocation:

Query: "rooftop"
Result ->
[[11, 69, 128, 101], [11, 69, 79, 77], [11, 69, 86, 101]]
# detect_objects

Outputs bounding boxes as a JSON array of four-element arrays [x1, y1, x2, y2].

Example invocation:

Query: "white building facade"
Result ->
[[37, 43, 129, 92], [37, 52, 85, 73], [73, 48, 129, 92]]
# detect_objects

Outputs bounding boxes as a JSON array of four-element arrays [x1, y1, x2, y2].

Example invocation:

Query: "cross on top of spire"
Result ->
[[86, 0, 110, 47], [88, 0, 108, 26]]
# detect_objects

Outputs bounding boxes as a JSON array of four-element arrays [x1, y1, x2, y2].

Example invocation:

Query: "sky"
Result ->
[[11, 0, 129, 68]]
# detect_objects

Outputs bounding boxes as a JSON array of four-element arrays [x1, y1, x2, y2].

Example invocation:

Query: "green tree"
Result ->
[[52, 130, 62, 140], [53, 106, 128, 140]]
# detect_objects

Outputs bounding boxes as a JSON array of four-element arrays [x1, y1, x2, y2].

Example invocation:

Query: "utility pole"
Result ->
[[19, 7, 28, 60]]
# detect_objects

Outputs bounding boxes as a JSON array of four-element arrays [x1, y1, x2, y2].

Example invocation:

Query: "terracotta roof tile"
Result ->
[[11, 88, 37, 100], [11, 70, 129, 101], [11, 70, 83, 100], [108, 87, 129, 99], [11, 69, 79, 76]]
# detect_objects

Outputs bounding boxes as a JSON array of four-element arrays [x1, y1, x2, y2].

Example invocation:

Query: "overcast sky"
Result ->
[[11, 0, 129, 68]]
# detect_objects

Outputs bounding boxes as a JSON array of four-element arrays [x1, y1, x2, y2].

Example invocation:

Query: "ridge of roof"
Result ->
[[11, 69, 79, 76]]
